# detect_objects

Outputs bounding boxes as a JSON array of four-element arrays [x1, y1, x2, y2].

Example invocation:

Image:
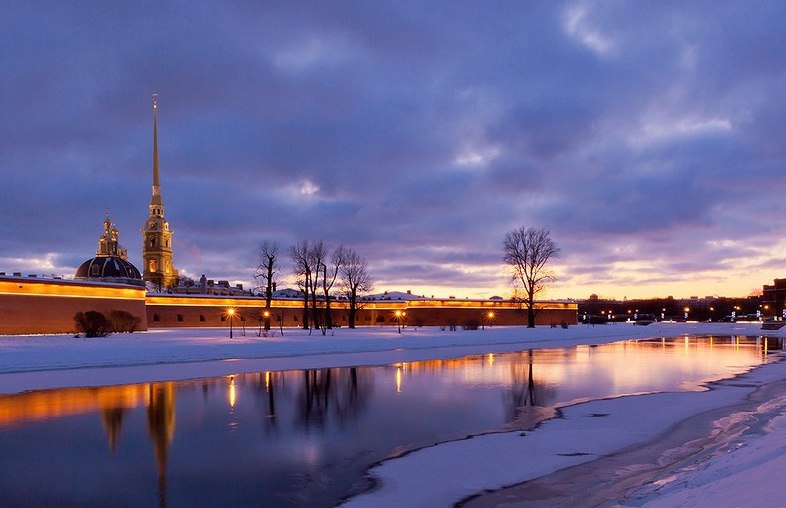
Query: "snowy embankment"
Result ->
[[0, 321, 772, 393], [2, 321, 785, 507]]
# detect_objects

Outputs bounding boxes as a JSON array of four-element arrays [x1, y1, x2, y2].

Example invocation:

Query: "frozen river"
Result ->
[[0, 334, 779, 506]]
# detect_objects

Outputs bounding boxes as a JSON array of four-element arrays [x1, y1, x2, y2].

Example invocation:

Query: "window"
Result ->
[[199, 314, 206, 322], [220, 315, 226, 322], [177, 314, 183, 322], [153, 314, 160, 322]]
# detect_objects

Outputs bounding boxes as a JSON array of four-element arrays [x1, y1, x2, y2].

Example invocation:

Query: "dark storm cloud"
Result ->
[[3, 1, 786, 297]]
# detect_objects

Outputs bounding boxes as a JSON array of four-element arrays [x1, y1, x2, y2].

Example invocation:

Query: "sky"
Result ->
[[2, 1, 786, 301]]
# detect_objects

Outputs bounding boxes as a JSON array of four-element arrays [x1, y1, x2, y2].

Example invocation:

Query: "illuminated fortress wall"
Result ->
[[0, 278, 576, 335], [0, 276, 148, 335], [146, 295, 578, 328]]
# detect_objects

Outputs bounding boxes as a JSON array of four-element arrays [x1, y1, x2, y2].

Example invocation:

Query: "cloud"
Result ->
[[2, 1, 786, 299]]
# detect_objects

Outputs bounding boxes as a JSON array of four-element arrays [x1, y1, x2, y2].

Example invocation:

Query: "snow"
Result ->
[[2, 321, 786, 506]]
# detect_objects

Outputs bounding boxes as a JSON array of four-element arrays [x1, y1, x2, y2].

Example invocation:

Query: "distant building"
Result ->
[[142, 94, 178, 289], [762, 278, 786, 318]]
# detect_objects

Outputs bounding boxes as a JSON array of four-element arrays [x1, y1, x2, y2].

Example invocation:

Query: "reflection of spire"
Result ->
[[147, 383, 176, 508], [101, 407, 127, 453]]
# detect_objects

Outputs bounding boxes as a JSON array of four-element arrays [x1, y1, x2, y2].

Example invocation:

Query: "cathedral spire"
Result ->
[[151, 94, 162, 208], [143, 93, 178, 289]]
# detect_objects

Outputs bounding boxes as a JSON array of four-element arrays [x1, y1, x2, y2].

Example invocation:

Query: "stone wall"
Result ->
[[0, 276, 148, 335]]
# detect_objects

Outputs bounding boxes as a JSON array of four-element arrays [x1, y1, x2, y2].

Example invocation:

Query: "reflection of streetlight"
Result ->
[[228, 375, 236, 408], [395, 310, 403, 333], [226, 307, 236, 338], [684, 307, 690, 321]]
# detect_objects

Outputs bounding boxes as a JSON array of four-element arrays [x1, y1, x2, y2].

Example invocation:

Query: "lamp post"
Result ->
[[227, 308, 236, 338], [395, 310, 403, 334]]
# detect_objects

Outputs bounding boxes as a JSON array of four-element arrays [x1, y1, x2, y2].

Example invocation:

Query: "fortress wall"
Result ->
[[145, 296, 578, 329], [0, 277, 147, 335]]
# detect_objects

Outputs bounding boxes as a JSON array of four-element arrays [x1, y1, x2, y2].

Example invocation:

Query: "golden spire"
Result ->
[[151, 93, 162, 208]]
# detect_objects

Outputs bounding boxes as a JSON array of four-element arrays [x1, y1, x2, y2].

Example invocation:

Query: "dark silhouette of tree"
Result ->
[[254, 241, 279, 332], [503, 226, 560, 327], [290, 241, 312, 330], [321, 245, 346, 330], [307, 241, 327, 334], [340, 248, 373, 328]]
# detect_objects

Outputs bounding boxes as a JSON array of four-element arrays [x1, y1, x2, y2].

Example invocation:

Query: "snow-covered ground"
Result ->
[[2, 321, 785, 507]]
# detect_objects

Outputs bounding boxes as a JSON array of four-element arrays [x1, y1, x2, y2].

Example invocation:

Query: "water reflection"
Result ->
[[0, 335, 780, 507]]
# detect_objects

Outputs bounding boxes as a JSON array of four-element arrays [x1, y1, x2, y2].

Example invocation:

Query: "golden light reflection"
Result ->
[[487, 353, 495, 367], [264, 371, 270, 392], [228, 376, 236, 409], [396, 366, 402, 393]]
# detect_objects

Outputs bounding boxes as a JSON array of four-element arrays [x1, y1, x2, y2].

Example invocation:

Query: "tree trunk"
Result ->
[[264, 265, 273, 331], [301, 283, 309, 330], [527, 297, 536, 328], [348, 292, 357, 328]]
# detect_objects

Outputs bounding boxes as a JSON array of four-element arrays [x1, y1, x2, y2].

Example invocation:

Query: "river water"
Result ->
[[0, 335, 779, 506]]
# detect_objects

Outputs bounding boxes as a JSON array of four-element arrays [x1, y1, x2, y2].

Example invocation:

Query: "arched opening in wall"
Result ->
[[375, 315, 385, 324], [220, 315, 226, 322], [199, 314, 206, 322], [177, 314, 183, 322], [240, 315, 245, 322], [153, 314, 160, 322], [293, 315, 298, 322]]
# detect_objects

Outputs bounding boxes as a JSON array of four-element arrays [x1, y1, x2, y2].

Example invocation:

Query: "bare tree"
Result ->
[[340, 248, 373, 328], [290, 241, 312, 330], [307, 241, 327, 334], [254, 241, 279, 332], [503, 226, 560, 328], [321, 245, 347, 330]]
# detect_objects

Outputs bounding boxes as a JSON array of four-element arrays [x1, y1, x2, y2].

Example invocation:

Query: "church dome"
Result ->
[[74, 213, 144, 286], [75, 256, 144, 286]]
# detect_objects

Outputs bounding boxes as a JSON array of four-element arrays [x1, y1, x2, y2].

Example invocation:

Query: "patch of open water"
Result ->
[[0, 335, 779, 506]]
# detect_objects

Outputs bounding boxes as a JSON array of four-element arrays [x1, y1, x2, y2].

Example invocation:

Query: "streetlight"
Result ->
[[483, 310, 494, 330], [395, 310, 403, 334], [226, 307, 236, 338]]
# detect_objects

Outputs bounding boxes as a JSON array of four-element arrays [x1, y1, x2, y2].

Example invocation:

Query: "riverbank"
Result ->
[[1, 322, 785, 506], [0, 321, 776, 392]]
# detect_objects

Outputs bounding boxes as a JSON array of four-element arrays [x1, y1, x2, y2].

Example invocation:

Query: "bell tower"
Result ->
[[142, 94, 178, 289]]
